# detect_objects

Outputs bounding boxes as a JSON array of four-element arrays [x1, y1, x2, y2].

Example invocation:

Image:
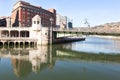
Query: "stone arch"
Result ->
[[9, 42, 14, 48], [15, 42, 19, 47], [4, 42, 9, 48], [25, 42, 29, 47], [0, 42, 3, 48], [20, 31, 29, 37], [1, 30, 9, 37], [30, 42, 34, 47], [20, 42, 24, 47], [10, 30, 19, 37]]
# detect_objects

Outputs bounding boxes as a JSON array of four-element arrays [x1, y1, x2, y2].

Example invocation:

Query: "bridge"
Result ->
[[53, 27, 120, 35]]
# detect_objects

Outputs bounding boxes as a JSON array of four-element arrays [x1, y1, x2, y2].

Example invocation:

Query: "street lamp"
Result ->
[[50, 17, 53, 45]]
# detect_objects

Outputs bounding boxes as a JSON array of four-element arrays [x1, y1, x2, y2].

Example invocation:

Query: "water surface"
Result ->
[[0, 36, 120, 80]]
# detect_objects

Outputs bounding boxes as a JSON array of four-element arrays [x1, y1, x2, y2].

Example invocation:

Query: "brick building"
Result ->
[[11, 1, 56, 27]]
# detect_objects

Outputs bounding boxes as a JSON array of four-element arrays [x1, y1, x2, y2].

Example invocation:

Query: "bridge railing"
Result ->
[[53, 28, 79, 32]]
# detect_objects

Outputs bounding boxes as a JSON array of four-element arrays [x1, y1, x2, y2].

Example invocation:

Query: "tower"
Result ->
[[30, 15, 49, 45]]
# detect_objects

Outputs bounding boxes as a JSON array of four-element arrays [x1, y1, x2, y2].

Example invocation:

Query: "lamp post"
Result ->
[[50, 17, 53, 45]]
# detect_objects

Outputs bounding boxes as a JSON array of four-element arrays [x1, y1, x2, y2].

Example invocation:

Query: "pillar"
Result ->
[[23, 42, 25, 48], [14, 42, 16, 48], [50, 27, 53, 45], [19, 31, 20, 38], [18, 42, 20, 48], [0, 31, 1, 38], [9, 31, 10, 37], [28, 42, 30, 48]]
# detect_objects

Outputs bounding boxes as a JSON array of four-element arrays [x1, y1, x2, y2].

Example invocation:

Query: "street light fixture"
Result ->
[[50, 17, 53, 45]]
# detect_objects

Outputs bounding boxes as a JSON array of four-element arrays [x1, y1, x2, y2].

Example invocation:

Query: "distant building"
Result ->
[[11, 1, 56, 27], [0, 18, 6, 27], [56, 14, 67, 29], [68, 22, 73, 28], [0, 16, 11, 27], [67, 18, 73, 28]]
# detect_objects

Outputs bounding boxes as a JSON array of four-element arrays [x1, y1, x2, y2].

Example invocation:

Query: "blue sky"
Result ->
[[0, 0, 120, 27]]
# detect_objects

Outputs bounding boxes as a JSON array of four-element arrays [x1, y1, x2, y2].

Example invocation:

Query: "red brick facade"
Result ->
[[11, 1, 56, 27]]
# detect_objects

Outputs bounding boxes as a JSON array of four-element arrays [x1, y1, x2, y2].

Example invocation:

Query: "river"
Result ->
[[0, 36, 120, 80]]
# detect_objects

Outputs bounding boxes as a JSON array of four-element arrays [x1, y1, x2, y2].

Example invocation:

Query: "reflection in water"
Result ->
[[29, 46, 49, 73], [12, 59, 32, 77], [61, 36, 120, 54], [1, 37, 120, 79], [0, 46, 54, 77]]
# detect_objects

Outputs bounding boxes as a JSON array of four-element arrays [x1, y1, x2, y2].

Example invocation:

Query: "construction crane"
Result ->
[[84, 18, 90, 28]]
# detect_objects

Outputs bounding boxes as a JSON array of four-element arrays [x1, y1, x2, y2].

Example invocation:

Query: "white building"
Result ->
[[0, 15, 52, 46], [56, 14, 67, 29]]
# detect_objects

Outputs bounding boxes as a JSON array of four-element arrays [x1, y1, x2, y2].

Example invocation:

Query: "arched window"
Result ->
[[37, 21, 39, 24], [34, 21, 36, 24]]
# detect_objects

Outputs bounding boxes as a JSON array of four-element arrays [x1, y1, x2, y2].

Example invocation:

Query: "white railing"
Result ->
[[0, 27, 31, 31]]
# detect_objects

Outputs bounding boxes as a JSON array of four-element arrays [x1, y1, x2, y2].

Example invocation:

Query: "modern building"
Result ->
[[56, 14, 67, 29], [67, 18, 73, 28], [56, 14, 73, 29], [11, 1, 56, 27], [68, 22, 73, 28]]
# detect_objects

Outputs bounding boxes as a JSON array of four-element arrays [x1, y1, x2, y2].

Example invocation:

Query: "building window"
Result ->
[[28, 17, 30, 19], [22, 11, 25, 14], [23, 20, 25, 22], [27, 12, 30, 15], [27, 20, 30, 23], [31, 10, 33, 12], [37, 21, 39, 24], [34, 21, 36, 24], [28, 9, 30, 11], [22, 8, 25, 10], [22, 15, 25, 19], [45, 33, 48, 35]]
